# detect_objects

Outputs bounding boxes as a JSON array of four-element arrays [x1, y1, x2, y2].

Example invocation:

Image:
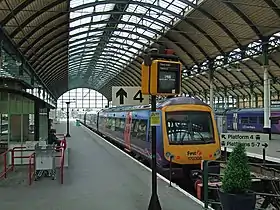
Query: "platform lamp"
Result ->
[[65, 101, 71, 137]]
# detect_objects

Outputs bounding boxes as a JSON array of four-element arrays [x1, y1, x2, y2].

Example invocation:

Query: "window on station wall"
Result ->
[[57, 88, 108, 110]]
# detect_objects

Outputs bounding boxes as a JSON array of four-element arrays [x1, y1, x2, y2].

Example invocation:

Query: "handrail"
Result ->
[[28, 152, 35, 185], [60, 147, 65, 184], [0, 149, 13, 179], [1, 143, 67, 184]]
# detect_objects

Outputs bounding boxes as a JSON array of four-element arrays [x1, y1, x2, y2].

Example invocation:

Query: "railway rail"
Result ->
[[212, 152, 280, 210], [81, 122, 280, 210]]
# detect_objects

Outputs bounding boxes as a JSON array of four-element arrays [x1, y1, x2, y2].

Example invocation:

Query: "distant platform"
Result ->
[[223, 130, 280, 162]]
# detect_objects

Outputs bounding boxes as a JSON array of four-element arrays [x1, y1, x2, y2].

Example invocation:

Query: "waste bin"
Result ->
[[76, 120, 80, 126]]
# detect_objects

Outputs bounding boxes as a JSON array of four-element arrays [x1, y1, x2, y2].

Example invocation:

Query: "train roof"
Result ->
[[100, 96, 208, 112], [85, 110, 99, 114], [225, 107, 280, 113]]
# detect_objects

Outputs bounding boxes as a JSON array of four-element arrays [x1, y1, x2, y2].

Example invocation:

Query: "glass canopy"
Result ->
[[69, 0, 198, 90]]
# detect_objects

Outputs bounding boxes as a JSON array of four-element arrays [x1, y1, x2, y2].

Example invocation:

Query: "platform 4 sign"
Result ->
[[220, 133, 269, 149], [112, 86, 149, 106]]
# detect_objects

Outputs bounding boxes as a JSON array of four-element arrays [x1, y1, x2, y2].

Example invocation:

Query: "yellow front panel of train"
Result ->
[[161, 104, 221, 165]]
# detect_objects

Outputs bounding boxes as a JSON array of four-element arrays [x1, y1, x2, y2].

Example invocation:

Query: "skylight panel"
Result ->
[[158, 0, 169, 9], [126, 4, 138, 12], [87, 31, 104, 37], [69, 39, 86, 47], [167, 3, 183, 13], [157, 13, 172, 22], [171, 0, 188, 9], [70, 27, 89, 36], [95, 3, 115, 12]]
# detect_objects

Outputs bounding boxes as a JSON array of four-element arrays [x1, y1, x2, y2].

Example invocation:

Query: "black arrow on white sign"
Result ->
[[221, 134, 226, 139], [116, 88, 127, 105]]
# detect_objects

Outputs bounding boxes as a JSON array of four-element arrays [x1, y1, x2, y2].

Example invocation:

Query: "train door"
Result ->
[[233, 112, 238, 131], [124, 112, 132, 152]]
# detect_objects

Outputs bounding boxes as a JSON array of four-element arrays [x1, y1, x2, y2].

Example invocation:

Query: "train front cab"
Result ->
[[161, 104, 221, 178]]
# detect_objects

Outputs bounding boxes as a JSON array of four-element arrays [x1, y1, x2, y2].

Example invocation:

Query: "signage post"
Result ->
[[142, 48, 182, 210], [65, 102, 71, 137]]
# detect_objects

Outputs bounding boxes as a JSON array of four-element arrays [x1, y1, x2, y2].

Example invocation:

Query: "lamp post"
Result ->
[[65, 101, 71, 137]]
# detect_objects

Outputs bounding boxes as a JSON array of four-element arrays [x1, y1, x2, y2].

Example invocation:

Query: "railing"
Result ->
[[56, 134, 66, 184], [60, 147, 65, 184], [28, 152, 35, 185], [0, 139, 67, 185], [0, 149, 13, 179], [201, 160, 280, 210]]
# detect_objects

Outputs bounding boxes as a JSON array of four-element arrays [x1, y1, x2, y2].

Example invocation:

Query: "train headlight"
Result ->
[[214, 149, 221, 158], [165, 152, 174, 159]]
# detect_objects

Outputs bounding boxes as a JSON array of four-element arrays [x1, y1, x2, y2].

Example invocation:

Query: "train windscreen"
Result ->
[[165, 111, 215, 145]]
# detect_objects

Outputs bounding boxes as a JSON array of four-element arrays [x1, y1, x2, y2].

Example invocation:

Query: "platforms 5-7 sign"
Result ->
[[220, 133, 269, 149]]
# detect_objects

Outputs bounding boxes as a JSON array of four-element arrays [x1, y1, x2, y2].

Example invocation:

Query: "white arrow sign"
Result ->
[[112, 86, 149, 106], [220, 133, 269, 149]]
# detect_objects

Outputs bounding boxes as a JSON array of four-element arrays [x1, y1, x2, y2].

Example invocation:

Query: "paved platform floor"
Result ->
[[225, 130, 280, 161], [0, 122, 205, 210]]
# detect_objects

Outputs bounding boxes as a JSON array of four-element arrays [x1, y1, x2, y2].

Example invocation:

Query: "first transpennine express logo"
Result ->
[[186, 150, 202, 160]]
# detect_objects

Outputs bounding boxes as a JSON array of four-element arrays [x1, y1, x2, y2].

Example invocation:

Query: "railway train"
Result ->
[[78, 96, 221, 180], [219, 108, 280, 133]]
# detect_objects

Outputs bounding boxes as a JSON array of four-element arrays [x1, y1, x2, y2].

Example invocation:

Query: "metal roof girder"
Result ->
[[22, 20, 69, 55], [10, 0, 67, 38]]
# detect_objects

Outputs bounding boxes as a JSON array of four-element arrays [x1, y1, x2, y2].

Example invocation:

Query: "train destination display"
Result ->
[[157, 61, 181, 94]]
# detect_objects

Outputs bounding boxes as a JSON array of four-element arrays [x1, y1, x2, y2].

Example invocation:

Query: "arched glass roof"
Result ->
[[68, 0, 197, 91], [1, 0, 280, 101]]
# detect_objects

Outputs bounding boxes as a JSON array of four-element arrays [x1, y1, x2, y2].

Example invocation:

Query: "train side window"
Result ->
[[115, 118, 121, 131], [131, 119, 139, 137], [271, 118, 279, 124], [259, 117, 264, 124], [111, 118, 116, 131], [120, 118, 125, 131], [136, 120, 147, 141], [249, 117, 257, 124], [241, 117, 248, 124]]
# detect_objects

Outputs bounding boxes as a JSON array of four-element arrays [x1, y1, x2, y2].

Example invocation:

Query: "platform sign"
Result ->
[[150, 112, 160, 126], [112, 86, 149, 106], [220, 133, 269, 149]]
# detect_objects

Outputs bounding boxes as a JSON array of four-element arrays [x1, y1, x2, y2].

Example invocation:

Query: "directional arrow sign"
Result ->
[[116, 88, 127, 105], [112, 86, 149, 106], [220, 132, 269, 149]]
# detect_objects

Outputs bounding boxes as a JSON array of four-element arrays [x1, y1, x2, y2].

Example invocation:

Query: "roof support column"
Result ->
[[224, 88, 227, 109], [262, 38, 271, 138], [255, 94, 258, 108], [250, 84, 254, 108], [209, 62, 214, 109], [204, 91, 208, 104], [236, 96, 239, 108]]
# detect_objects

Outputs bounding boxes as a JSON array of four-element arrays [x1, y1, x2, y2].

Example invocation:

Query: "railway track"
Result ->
[[220, 153, 280, 210]]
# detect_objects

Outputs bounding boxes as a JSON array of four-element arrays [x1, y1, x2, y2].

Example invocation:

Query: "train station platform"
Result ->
[[0, 121, 206, 210], [224, 130, 280, 162]]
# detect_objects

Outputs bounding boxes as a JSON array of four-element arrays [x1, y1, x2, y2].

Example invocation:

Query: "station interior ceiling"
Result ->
[[0, 0, 280, 107]]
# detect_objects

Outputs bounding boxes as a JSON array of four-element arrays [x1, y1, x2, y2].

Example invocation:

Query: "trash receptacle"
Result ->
[[76, 120, 80, 126]]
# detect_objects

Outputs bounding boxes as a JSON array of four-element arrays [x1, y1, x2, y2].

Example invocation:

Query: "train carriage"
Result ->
[[79, 96, 221, 179], [224, 108, 280, 133]]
